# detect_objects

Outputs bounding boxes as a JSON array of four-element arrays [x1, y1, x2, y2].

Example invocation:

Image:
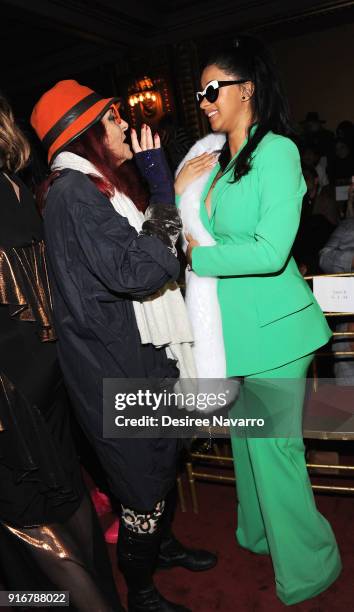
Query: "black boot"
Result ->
[[117, 522, 192, 612], [157, 486, 217, 572], [157, 533, 217, 572]]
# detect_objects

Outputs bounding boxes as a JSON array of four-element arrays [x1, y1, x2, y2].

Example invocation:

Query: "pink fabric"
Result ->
[[90, 488, 112, 517]]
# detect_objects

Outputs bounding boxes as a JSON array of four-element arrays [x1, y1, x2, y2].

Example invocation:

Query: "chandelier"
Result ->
[[128, 76, 157, 107]]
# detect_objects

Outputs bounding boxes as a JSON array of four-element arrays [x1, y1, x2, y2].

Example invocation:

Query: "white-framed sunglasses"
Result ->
[[196, 79, 249, 104]]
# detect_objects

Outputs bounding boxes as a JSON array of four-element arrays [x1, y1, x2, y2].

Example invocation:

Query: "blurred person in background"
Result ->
[[300, 111, 334, 158], [293, 163, 338, 275], [0, 92, 123, 612], [328, 138, 354, 183], [336, 120, 354, 152], [301, 141, 329, 192], [320, 180, 354, 385]]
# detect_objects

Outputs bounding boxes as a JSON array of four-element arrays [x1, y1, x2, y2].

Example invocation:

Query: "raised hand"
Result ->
[[131, 124, 160, 153]]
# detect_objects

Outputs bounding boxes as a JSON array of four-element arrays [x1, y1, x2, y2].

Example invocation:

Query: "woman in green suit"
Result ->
[[178, 36, 341, 605]]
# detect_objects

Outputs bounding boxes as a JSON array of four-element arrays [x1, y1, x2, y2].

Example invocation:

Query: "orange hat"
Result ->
[[31, 80, 118, 164]]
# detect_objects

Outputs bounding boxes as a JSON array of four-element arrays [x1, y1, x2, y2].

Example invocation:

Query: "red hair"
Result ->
[[37, 120, 148, 212]]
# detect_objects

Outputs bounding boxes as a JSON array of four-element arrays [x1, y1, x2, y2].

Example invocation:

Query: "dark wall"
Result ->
[[273, 22, 354, 129]]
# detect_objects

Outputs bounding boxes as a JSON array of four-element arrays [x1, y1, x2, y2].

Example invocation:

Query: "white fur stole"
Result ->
[[176, 133, 227, 379]]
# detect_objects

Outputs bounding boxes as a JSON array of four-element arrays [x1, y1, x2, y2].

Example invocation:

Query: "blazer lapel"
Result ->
[[209, 125, 258, 221], [200, 165, 219, 232], [210, 179, 230, 222]]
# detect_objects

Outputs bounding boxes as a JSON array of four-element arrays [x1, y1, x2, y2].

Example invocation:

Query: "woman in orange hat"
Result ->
[[0, 92, 123, 611], [31, 80, 200, 612]]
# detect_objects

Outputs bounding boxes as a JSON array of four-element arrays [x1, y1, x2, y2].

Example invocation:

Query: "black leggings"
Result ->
[[0, 494, 121, 612]]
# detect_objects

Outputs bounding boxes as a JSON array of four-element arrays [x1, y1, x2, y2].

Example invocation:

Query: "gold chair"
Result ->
[[186, 436, 354, 514], [185, 273, 354, 513], [176, 475, 187, 512], [305, 272, 354, 390]]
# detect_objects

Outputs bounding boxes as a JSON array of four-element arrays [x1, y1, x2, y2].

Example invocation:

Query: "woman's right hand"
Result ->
[[175, 153, 218, 196]]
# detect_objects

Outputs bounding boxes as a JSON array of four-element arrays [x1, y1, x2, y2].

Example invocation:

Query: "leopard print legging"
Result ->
[[121, 500, 165, 534]]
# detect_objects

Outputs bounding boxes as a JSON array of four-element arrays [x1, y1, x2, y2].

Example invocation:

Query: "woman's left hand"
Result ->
[[131, 124, 160, 153], [185, 233, 200, 267], [175, 153, 217, 196]]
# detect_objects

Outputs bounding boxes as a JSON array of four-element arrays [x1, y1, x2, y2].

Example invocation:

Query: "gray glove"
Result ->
[[141, 203, 182, 255]]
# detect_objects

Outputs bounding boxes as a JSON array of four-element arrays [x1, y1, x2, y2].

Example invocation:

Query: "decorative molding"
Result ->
[[172, 42, 206, 141]]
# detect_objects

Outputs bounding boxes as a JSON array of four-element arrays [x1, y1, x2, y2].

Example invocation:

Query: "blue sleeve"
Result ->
[[134, 148, 175, 206]]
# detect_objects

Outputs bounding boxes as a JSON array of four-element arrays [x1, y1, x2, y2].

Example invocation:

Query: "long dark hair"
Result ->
[[204, 35, 293, 183], [37, 120, 148, 212]]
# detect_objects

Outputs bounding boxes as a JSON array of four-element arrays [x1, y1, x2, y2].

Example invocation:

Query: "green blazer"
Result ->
[[191, 131, 331, 376]]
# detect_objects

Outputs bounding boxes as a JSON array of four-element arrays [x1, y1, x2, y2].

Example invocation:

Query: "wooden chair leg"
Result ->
[[186, 462, 199, 514], [177, 475, 186, 512], [312, 356, 318, 392], [212, 442, 222, 456]]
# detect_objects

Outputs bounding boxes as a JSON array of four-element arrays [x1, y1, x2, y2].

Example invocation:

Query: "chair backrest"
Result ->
[[305, 272, 354, 390]]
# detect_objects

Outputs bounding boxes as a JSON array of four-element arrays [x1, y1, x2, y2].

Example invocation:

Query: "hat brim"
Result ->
[[48, 96, 119, 164], [300, 118, 326, 124]]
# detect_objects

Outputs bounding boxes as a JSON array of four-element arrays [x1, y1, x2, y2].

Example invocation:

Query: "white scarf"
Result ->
[[176, 133, 227, 378], [52, 152, 197, 378]]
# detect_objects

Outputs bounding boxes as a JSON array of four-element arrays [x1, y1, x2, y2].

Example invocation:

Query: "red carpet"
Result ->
[[104, 476, 353, 611]]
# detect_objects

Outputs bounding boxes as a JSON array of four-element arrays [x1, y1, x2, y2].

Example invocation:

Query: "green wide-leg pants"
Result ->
[[230, 354, 342, 605]]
